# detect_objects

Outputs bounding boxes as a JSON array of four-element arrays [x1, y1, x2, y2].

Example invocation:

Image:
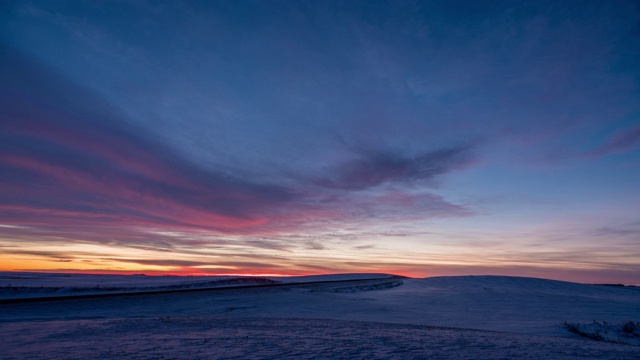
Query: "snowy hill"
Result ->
[[0, 272, 396, 300]]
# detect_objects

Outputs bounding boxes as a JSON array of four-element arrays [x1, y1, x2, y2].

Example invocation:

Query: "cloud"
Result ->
[[0, 39, 477, 277], [103, 258, 214, 267], [585, 125, 640, 158], [0, 44, 472, 242], [0, 249, 73, 260], [314, 146, 473, 190], [0, 45, 296, 235]]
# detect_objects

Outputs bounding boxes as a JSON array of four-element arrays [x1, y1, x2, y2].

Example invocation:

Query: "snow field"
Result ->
[[2, 317, 638, 360], [1, 274, 639, 358]]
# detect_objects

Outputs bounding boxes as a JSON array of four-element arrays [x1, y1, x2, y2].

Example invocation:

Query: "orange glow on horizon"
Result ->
[[1, 243, 638, 285], [0, 255, 420, 278], [1, 262, 639, 285]]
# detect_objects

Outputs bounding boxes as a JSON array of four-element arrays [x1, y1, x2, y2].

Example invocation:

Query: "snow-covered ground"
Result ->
[[1, 274, 639, 359], [4, 317, 638, 359]]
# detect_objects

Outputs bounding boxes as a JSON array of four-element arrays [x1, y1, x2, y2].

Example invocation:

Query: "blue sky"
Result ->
[[1, 0, 639, 283]]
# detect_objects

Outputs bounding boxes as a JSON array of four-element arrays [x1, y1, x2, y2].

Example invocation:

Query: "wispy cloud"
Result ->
[[585, 125, 640, 158], [0, 44, 469, 249], [0, 46, 295, 234], [314, 146, 473, 190]]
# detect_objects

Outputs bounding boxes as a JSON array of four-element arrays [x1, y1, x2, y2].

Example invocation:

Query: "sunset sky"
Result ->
[[1, 1, 639, 284]]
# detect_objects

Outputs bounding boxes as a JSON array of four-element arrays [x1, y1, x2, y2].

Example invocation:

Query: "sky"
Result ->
[[1, 0, 639, 284]]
